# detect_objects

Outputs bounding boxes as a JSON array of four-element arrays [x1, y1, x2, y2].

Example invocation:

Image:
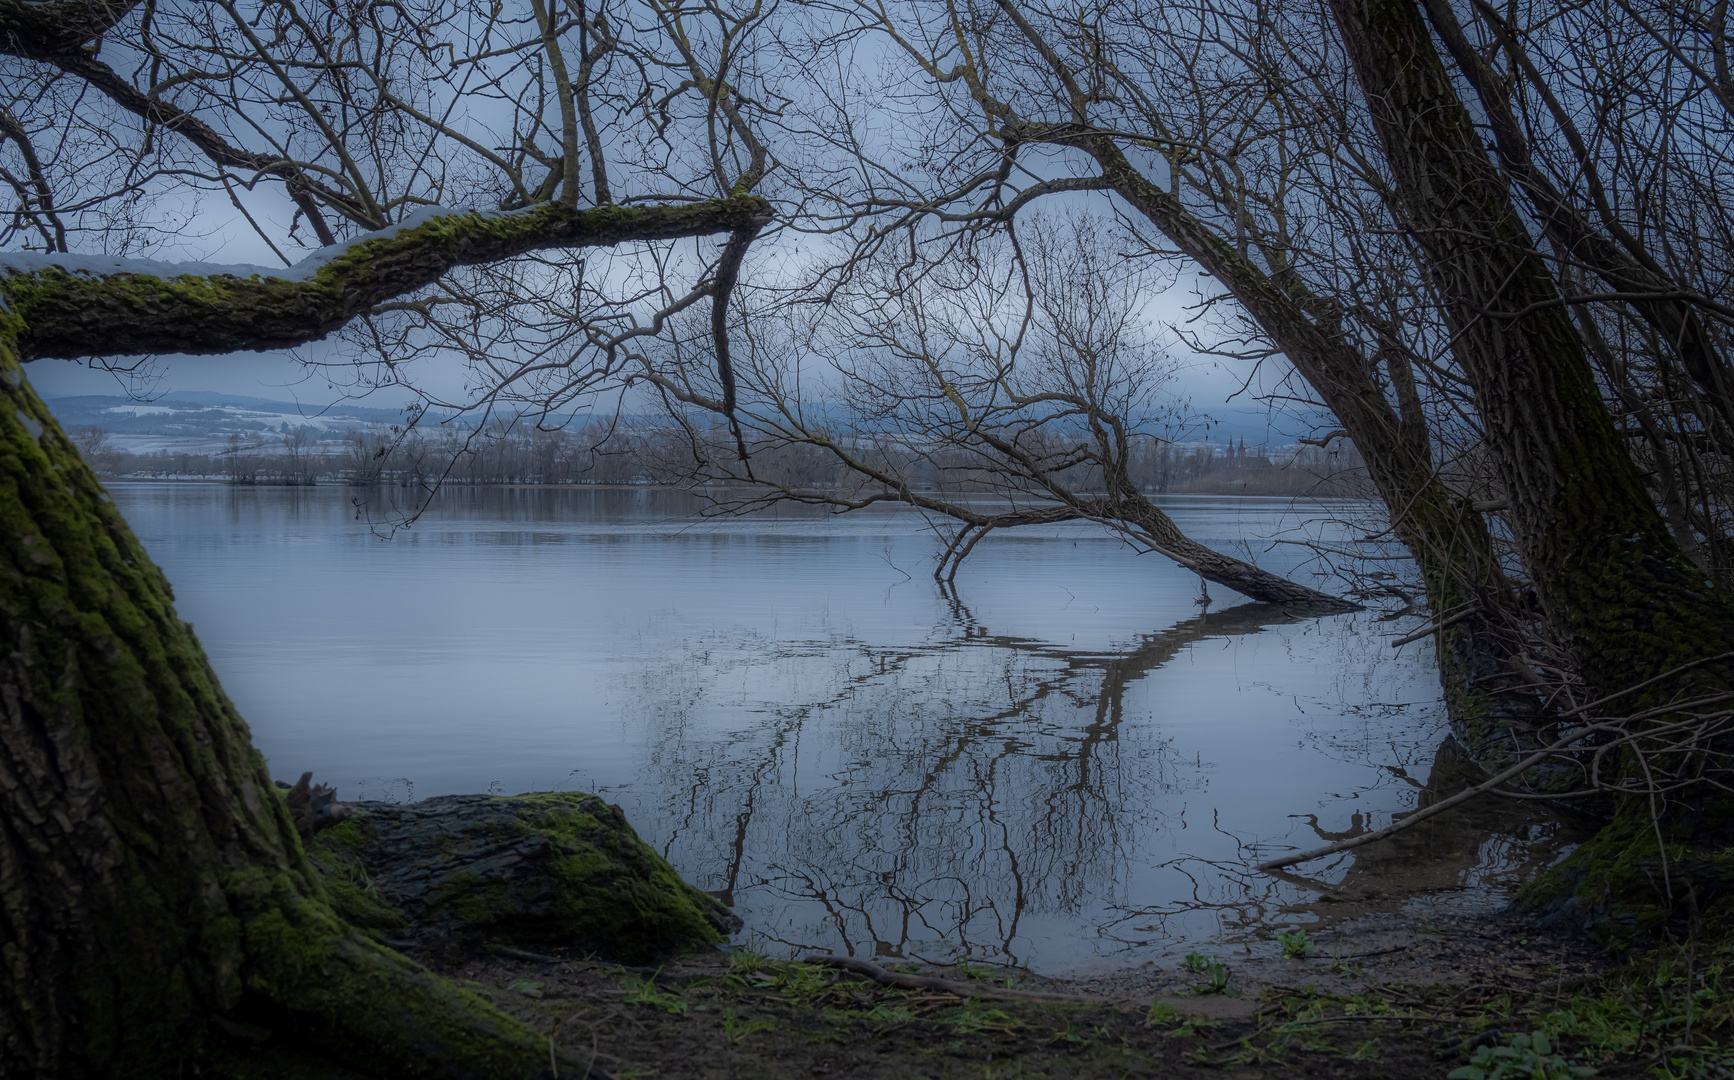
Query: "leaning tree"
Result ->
[[0, 0, 775, 1074], [636, 213, 1360, 607], [767, 0, 1734, 906]]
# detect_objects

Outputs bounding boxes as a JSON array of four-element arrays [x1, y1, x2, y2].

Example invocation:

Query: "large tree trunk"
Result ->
[[1327, 0, 1734, 703], [0, 336, 568, 1076], [1416, 0, 1734, 458], [1327, 0, 1734, 918], [0, 197, 770, 1076]]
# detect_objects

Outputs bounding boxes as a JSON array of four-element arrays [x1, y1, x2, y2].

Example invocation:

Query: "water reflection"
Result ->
[[608, 586, 1572, 970], [109, 483, 1578, 973]]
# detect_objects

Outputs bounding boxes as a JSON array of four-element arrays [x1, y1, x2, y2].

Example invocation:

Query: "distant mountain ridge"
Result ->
[[41, 391, 411, 435]]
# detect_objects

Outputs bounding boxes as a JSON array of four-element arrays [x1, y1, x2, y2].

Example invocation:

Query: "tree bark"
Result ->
[[0, 330, 572, 1076], [1327, 0, 1734, 899], [1417, 0, 1734, 452], [1, 197, 771, 361]]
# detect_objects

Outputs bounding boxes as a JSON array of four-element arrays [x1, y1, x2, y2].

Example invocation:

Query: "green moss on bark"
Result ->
[[1519, 808, 1734, 946], [0, 327, 575, 1077], [0, 195, 772, 361]]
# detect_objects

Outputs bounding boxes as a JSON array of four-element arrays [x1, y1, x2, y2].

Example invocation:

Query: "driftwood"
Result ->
[[279, 771, 353, 839], [1255, 721, 1615, 871], [803, 955, 1123, 1004], [1389, 606, 1481, 648]]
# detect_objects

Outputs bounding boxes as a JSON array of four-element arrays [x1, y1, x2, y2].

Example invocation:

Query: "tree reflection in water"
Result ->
[[607, 594, 1580, 971]]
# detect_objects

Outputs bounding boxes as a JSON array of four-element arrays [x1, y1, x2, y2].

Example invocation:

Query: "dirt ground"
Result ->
[[423, 909, 1626, 1080]]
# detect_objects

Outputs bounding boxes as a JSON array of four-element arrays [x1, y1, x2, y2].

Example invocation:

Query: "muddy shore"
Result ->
[[413, 908, 1636, 1079]]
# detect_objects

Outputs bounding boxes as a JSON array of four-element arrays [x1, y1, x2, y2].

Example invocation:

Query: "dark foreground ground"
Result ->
[[423, 909, 1730, 1079]]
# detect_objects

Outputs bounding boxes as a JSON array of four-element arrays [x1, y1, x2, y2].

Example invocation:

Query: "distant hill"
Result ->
[[40, 392, 417, 455], [42, 391, 1341, 457], [43, 391, 409, 433]]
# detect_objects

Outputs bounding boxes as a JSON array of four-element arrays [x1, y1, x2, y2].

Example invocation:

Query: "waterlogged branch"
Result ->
[[1259, 656, 1734, 872], [1255, 719, 1622, 871], [0, 195, 772, 360]]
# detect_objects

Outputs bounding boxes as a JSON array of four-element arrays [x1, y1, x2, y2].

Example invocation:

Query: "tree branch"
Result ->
[[0, 196, 773, 359]]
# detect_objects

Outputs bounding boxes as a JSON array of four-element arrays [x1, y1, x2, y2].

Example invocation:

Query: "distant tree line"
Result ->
[[71, 421, 1367, 497]]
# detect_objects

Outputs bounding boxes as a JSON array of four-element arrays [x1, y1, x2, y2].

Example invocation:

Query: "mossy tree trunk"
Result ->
[[1327, 0, 1734, 846], [0, 198, 768, 1077], [0, 336, 563, 1076]]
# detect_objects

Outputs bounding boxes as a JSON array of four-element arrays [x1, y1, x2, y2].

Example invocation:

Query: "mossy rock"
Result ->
[[305, 792, 736, 962]]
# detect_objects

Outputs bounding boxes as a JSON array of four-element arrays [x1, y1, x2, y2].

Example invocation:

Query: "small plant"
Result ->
[[1326, 944, 1361, 976], [1280, 990, 1326, 1025], [1277, 928, 1311, 959], [721, 1008, 774, 1046], [773, 963, 831, 1000], [1447, 1031, 1595, 1080], [1181, 953, 1233, 996], [946, 1006, 1021, 1035], [727, 948, 772, 977], [1348, 1039, 1381, 1061], [1481, 993, 1517, 1020], [505, 978, 544, 998], [1342, 992, 1396, 1017], [621, 972, 687, 1015], [1167, 1015, 1221, 1039], [1147, 999, 1180, 1025], [865, 1003, 913, 1027], [1048, 1022, 1088, 1046]]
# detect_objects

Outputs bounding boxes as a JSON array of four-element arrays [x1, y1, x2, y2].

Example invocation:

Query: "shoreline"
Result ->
[[423, 906, 1638, 1079], [99, 476, 1382, 502]]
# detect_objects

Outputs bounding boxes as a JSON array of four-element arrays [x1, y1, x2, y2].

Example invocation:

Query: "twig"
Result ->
[[1390, 606, 1481, 647], [490, 943, 563, 964], [1555, 652, 1734, 719], [802, 955, 1122, 1004]]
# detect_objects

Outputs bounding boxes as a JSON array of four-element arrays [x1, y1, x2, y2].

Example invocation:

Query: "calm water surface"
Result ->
[[111, 483, 1573, 974]]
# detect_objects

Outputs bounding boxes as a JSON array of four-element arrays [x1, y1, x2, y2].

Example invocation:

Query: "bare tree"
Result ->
[[68, 424, 114, 474], [685, 0, 1536, 747], [645, 213, 1357, 605]]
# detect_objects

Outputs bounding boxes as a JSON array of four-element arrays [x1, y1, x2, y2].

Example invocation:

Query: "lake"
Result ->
[[110, 482, 1575, 974]]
